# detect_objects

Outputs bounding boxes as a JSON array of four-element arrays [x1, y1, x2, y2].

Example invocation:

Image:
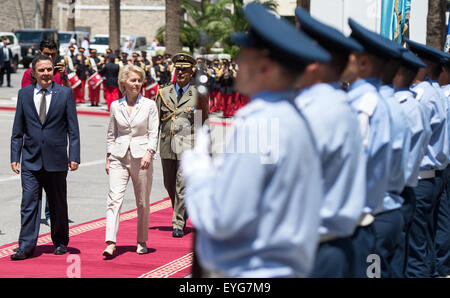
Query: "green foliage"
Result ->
[[179, 0, 279, 58]]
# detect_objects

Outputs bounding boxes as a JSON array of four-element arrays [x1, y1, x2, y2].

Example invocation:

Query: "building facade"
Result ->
[[0, 0, 166, 44]]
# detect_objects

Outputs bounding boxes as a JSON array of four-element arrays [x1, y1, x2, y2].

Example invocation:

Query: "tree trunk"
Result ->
[[296, 0, 310, 27], [67, 0, 76, 31], [166, 0, 181, 55], [109, 0, 121, 53], [42, 0, 53, 28], [297, 0, 310, 11], [426, 0, 446, 50]]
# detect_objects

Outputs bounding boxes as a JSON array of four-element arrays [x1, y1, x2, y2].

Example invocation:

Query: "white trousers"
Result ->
[[105, 150, 153, 243]]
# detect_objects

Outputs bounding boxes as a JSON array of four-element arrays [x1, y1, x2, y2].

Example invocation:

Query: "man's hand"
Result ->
[[55, 62, 66, 74], [68, 161, 79, 171], [11, 162, 20, 174]]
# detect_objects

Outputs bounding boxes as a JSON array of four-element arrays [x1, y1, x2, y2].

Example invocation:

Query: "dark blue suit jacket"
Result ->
[[0, 47, 13, 66], [10, 82, 81, 172]]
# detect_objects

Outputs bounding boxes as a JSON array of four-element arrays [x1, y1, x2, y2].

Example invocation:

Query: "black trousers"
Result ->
[[0, 62, 12, 86], [19, 168, 69, 253]]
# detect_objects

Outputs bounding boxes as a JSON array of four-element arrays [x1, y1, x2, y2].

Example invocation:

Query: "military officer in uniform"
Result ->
[[155, 53, 202, 238]]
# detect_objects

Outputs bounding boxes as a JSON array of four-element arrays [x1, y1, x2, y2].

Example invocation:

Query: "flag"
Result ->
[[380, 0, 411, 44]]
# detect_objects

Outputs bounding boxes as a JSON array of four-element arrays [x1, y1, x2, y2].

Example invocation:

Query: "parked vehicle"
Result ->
[[15, 29, 59, 69], [0, 32, 22, 72], [121, 35, 147, 54], [58, 31, 86, 55], [89, 34, 109, 55]]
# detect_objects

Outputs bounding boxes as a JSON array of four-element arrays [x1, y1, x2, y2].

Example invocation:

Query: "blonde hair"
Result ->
[[118, 64, 146, 94]]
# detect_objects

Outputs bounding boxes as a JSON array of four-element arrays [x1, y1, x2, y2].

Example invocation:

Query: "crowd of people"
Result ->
[[7, 2, 450, 279], [62, 42, 248, 117]]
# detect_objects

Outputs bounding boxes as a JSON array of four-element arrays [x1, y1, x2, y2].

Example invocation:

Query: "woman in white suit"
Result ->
[[104, 64, 159, 257]]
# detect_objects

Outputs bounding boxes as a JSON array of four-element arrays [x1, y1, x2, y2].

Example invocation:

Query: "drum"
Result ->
[[68, 72, 81, 89], [145, 82, 159, 100], [88, 72, 103, 89]]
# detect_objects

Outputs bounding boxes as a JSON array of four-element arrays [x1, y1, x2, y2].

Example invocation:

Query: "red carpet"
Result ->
[[0, 198, 194, 278]]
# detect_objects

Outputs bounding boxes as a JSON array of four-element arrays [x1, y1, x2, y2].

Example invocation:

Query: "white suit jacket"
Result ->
[[107, 94, 159, 159]]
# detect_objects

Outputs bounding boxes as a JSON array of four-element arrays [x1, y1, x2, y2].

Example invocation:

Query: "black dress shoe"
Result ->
[[54, 245, 67, 255], [10, 250, 33, 260], [172, 228, 184, 238]]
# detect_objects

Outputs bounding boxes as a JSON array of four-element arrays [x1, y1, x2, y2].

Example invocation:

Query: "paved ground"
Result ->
[[0, 66, 233, 247]]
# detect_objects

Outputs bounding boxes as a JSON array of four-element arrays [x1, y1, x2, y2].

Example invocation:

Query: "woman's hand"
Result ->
[[140, 151, 152, 170], [105, 156, 110, 175]]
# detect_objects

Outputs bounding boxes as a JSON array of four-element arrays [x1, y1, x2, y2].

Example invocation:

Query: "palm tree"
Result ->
[[179, 0, 277, 56], [67, 0, 76, 31], [42, 0, 53, 28], [297, 0, 310, 12], [426, 0, 446, 50], [166, 0, 182, 55], [109, 0, 120, 53], [296, 0, 310, 26]]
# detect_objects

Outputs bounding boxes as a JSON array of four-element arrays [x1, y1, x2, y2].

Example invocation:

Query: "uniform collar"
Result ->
[[175, 82, 190, 94], [251, 88, 297, 102], [349, 77, 381, 91]]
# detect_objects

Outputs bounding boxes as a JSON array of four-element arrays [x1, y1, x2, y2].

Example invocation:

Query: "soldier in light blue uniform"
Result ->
[[405, 38, 448, 277], [375, 40, 413, 278], [180, 2, 329, 278], [390, 48, 430, 277], [433, 52, 450, 278], [341, 18, 394, 278], [293, 8, 366, 278]]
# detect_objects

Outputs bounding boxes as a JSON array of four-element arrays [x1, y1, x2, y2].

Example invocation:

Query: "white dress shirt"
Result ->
[[3, 46, 9, 61]]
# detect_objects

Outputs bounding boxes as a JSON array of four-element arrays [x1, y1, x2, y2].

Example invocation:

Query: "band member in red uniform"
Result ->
[[72, 47, 88, 103], [220, 58, 236, 118], [100, 54, 120, 111], [86, 49, 103, 106]]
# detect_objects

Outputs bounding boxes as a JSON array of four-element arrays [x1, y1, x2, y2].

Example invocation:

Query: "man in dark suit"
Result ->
[[0, 38, 14, 87], [10, 55, 81, 260]]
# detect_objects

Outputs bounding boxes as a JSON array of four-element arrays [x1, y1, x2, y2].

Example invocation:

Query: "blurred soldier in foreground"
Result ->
[[180, 2, 329, 277]]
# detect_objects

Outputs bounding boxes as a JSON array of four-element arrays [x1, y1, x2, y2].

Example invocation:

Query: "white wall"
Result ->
[[310, 0, 428, 42], [409, 0, 428, 44]]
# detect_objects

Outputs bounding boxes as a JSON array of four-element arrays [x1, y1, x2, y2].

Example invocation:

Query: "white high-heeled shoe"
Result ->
[[137, 242, 148, 254], [103, 243, 116, 257]]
